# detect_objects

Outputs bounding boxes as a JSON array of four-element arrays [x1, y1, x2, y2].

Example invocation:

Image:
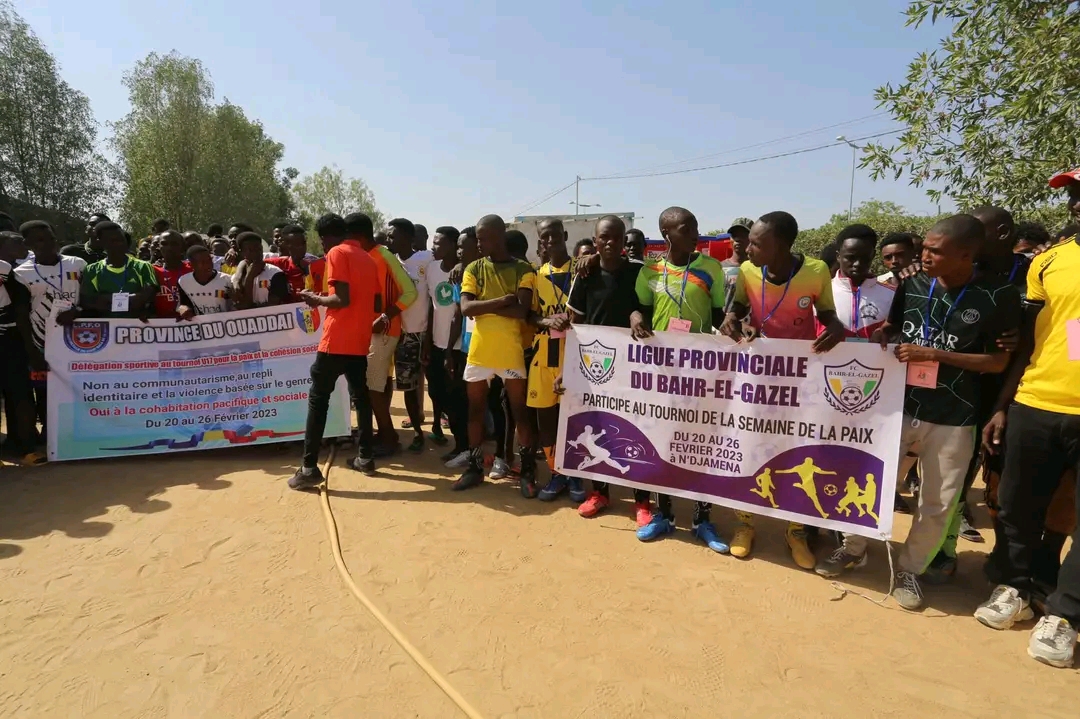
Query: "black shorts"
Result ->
[[394, 332, 424, 391]]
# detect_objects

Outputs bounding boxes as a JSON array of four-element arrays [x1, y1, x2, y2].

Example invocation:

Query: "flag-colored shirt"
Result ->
[[635, 253, 726, 333], [734, 255, 834, 340]]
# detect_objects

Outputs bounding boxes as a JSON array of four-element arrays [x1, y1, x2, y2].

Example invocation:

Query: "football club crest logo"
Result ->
[[295, 306, 321, 334], [64, 322, 110, 354], [579, 339, 617, 384], [823, 360, 883, 415]]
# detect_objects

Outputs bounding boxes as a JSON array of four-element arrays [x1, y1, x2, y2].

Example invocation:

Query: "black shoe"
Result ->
[[373, 442, 400, 458], [959, 516, 984, 543], [922, 552, 957, 585], [288, 467, 324, 491], [518, 446, 538, 499], [347, 456, 376, 475], [452, 463, 485, 491]]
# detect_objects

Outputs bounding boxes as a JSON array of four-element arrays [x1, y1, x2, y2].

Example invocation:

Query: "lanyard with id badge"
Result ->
[[663, 254, 696, 332], [907, 277, 971, 388], [106, 261, 132, 313], [847, 282, 869, 342], [757, 263, 796, 338]]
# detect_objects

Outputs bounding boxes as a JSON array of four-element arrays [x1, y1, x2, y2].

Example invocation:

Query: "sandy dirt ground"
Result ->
[[2, 400, 1079, 719]]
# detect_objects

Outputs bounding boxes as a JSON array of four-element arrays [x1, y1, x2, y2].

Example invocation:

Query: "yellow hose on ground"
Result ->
[[318, 446, 484, 719]]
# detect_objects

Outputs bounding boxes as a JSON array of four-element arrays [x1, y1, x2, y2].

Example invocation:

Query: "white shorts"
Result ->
[[462, 363, 527, 383], [367, 334, 399, 391]]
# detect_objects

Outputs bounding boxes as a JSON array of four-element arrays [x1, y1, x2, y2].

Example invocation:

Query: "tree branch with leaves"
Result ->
[[864, 0, 1080, 211]]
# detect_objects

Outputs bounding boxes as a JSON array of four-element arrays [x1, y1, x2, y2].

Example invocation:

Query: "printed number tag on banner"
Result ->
[[906, 361, 938, 388], [668, 318, 692, 333], [111, 293, 130, 313], [1067, 320, 1080, 361]]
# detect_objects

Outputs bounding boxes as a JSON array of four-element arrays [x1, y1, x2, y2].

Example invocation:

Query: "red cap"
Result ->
[[1049, 168, 1080, 188]]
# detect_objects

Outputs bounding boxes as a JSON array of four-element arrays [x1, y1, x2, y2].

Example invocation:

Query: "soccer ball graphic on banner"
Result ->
[[839, 385, 864, 406]]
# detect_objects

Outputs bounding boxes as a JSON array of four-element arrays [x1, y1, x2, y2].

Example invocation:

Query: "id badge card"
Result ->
[[668, 318, 692, 333], [1067, 319, 1080, 361], [111, 293, 130, 313], [906, 361, 939, 388]]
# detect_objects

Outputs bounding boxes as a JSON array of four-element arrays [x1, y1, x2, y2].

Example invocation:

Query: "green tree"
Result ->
[[793, 199, 1068, 266], [794, 200, 946, 261], [865, 0, 1080, 211], [111, 52, 293, 237], [0, 1, 112, 216], [292, 164, 383, 219], [291, 165, 385, 254]]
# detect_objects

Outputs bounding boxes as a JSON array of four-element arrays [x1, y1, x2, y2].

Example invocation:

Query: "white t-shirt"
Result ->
[[831, 275, 895, 339], [427, 261, 460, 350], [12, 255, 86, 350], [232, 264, 284, 306], [178, 271, 232, 315], [399, 250, 432, 334]]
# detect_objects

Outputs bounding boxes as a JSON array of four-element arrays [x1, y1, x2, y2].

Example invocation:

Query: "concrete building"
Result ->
[[509, 212, 635, 265]]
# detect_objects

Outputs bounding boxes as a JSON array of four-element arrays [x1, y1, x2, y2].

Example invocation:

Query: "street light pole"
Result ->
[[837, 136, 858, 220], [575, 175, 580, 216], [569, 201, 601, 212]]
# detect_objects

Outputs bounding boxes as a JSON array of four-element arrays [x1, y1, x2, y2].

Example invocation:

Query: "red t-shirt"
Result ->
[[307, 257, 328, 294], [319, 240, 378, 356], [154, 262, 192, 317], [266, 256, 308, 298]]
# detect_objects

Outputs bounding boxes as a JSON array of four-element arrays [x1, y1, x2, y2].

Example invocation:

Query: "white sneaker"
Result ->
[[1028, 615, 1077, 668], [489, 457, 511, 479], [444, 451, 471, 469], [975, 585, 1034, 630]]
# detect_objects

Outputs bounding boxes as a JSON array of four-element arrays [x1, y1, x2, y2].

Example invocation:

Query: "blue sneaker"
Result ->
[[692, 522, 730, 554], [567, 477, 587, 503], [636, 513, 675, 542], [538, 475, 568, 501]]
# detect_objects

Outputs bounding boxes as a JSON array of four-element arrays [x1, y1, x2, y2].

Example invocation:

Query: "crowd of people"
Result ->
[[1, 167, 1079, 669]]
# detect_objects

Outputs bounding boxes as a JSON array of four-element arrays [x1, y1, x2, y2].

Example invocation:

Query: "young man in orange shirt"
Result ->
[[344, 212, 417, 455], [290, 213, 380, 489]]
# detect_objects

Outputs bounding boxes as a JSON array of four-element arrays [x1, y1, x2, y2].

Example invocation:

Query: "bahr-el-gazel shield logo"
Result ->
[[823, 359, 883, 415], [579, 339, 617, 384]]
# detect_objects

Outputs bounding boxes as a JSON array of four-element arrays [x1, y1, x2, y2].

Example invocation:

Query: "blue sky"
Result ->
[[20, 0, 949, 236]]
